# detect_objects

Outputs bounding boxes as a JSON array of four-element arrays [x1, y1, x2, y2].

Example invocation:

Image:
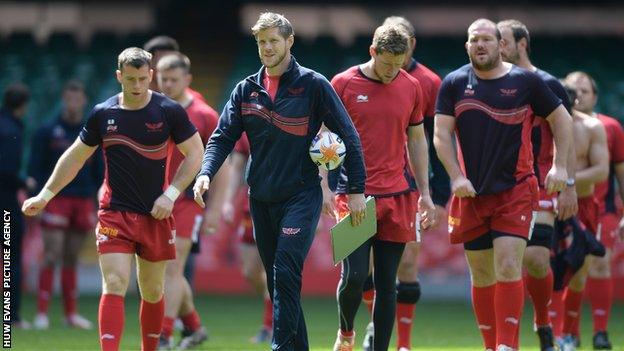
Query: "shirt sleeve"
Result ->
[[435, 74, 457, 117], [546, 78, 571, 114], [409, 79, 424, 126], [166, 102, 197, 144], [200, 83, 245, 179], [79, 107, 103, 146], [315, 74, 366, 194], [530, 73, 562, 119], [609, 119, 624, 163]]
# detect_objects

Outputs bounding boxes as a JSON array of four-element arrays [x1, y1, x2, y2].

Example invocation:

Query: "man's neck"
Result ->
[[61, 111, 83, 125], [516, 55, 535, 72], [174, 91, 193, 108], [266, 54, 292, 77], [473, 61, 512, 80], [360, 60, 386, 82], [120, 90, 152, 110]]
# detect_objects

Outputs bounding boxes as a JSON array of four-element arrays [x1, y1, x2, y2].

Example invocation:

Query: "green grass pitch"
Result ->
[[9, 294, 624, 350]]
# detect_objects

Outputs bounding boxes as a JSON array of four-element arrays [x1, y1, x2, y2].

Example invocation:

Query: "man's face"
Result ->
[[499, 27, 520, 64], [158, 67, 190, 101], [116, 64, 153, 101], [62, 89, 86, 117], [568, 76, 598, 114], [371, 49, 406, 84], [255, 27, 293, 69], [466, 24, 502, 71]]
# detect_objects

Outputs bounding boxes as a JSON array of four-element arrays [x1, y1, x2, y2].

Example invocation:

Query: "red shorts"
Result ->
[[599, 212, 619, 249], [336, 191, 419, 243], [240, 212, 254, 244], [234, 187, 255, 245], [95, 209, 176, 261], [173, 198, 203, 239], [41, 196, 97, 232], [448, 177, 539, 244], [538, 188, 556, 212], [577, 195, 601, 238]]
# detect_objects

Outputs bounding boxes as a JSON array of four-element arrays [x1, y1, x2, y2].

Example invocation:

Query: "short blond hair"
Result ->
[[117, 47, 152, 71], [157, 52, 191, 73], [468, 18, 501, 41], [372, 24, 409, 55], [382, 16, 415, 38], [251, 12, 294, 38]]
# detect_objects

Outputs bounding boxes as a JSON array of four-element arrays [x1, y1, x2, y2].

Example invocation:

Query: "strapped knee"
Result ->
[[396, 281, 421, 304]]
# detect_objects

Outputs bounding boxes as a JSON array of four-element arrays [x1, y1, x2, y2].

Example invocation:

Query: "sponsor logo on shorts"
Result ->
[[168, 229, 176, 245], [96, 233, 109, 245], [282, 227, 301, 236], [98, 225, 119, 237]]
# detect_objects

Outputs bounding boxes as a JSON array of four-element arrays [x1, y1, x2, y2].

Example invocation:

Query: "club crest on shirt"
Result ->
[[500, 88, 517, 97], [282, 227, 301, 236], [145, 122, 163, 132], [356, 95, 369, 103], [106, 119, 118, 133], [250, 91, 259, 99]]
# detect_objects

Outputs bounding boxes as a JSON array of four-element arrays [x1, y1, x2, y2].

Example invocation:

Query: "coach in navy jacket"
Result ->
[[194, 13, 365, 351]]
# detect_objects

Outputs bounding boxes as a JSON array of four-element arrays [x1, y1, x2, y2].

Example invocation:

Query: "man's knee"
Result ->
[[102, 271, 129, 296], [139, 279, 165, 302], [524, 248, 550, 278], [396, 281, 421, 304], [589, 255, 611, 277], [495, 255, 523, 280]]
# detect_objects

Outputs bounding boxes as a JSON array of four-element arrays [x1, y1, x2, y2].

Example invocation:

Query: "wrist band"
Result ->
[[40, 188, 55, 202], [163, 185, 181, 202]]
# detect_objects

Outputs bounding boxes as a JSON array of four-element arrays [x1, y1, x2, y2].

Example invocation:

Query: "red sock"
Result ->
[[161, 316, 174, 339], [37, 266, 54, 314], [550, 290, 565, 338], [587, 277, 612, 333], [562, 288, 583, 335], [262, 296, 273, 330], [526, 269, 553, 327], [362, 288, 374, 315], [472, 284, 496, 350], [181, 310, 201, 332], [99, 294, 124, 351], [396, 302, 415, 349], [140, 298, 164, 351], [61, 267, 77, 317], [495, 280, 524, 348]]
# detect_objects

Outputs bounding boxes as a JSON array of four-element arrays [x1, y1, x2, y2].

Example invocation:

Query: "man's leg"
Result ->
[[249, 199, 279, 348], [35, 228, 64, 329], [136, 256, 167, 351], [272, 187, 321, 351], [372, 240, 406, 351], [395, 241, 421, 351], [492, 235, 527, 349], [241, 243, 273, 342], [162, 237, 192, 344], [523, 218, 556, 350], [563, 256, 591, 339], [587, 250, 613, 348], [62, 230, 91, 328], [465, 238, 497, 351], [99, 253, 133, 351], [336, 238, 373, 349]]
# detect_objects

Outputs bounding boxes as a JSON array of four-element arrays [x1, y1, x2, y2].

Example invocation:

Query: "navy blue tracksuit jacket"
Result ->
[[199, 57, 365, 350]]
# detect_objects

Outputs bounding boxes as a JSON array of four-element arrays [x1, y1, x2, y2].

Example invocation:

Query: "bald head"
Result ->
[[468, 18, 501, 41]]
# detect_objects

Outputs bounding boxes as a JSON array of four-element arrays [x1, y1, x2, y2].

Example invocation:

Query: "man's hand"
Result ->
[[193, 175, 211, 208], [451, 176, 476, 198], [347, 193, 366, 227], [418, 194, 436, 230], [556, 186, 578, 220], [151, 195, 174, 220], [322, 186, 338, 220], [545, 166, 567, 194], [22, 196, 48, 216]]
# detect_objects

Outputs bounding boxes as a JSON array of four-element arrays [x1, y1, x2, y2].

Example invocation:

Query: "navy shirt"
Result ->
[[29, 116, 103, 197], [80, 92, 197, 214], [436, 64, 561, 195], [0, 108, 25, 193]]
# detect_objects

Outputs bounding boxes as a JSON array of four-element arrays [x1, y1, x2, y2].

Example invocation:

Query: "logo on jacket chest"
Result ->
[[499, 88, 518, 97], [145, 122, 164, 132], [106, 119, 117, 133]]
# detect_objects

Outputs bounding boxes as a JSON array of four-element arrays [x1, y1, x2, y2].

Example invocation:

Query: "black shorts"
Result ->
[[463, 230, 528, 251]]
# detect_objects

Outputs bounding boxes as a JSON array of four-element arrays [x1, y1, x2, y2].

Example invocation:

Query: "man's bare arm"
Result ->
[[576, 121, 609, 187]]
